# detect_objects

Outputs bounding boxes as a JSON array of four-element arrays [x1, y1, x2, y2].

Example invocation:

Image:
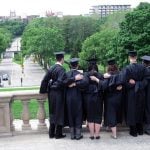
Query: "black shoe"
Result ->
[[89, 136, 94, 140], [130, 126, 137, 137], [145, 131, 150, 135], [49, 124, 55, 139], [138, 131, 143, 135], [55, 125, 66, 139], [55, 134, 66, 139], [71, 136, 76, 140], [130, 132, 137, 137], [136, 123, 143, 135], [76, 135, 83, 140], [95, 136, 100, 139]]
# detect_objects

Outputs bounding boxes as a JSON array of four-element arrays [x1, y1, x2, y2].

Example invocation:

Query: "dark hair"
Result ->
[[88, 64, 98, 72], [56, 56, 64, 62], [71, 63, 78, 69], [107, 64, 118, 74]]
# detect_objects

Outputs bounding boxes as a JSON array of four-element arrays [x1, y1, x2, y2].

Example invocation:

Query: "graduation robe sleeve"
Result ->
[[63, 72, 75, 86], [39, 69, 52, 93], [76, 74, 89, 89], [52, 67, 66, 88]]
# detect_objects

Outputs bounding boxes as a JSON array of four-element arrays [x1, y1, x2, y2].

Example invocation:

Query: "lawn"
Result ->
[[0, 87, 49, 119], [0, 87, 40, 92], [12, 99, 49, 119]]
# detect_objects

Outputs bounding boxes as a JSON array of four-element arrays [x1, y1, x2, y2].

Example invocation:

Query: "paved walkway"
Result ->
[[0, 120, 150, 150], [1, 131, 150, 150]]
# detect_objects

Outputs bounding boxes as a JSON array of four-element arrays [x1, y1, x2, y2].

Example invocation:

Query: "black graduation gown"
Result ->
[[102, 72, 123, 127], [40, 64, 66, 126], [122, 63, 148, 126], [145, 66, 150, 124], [64, 69, 88, 128], [84, 72, 104, 124]]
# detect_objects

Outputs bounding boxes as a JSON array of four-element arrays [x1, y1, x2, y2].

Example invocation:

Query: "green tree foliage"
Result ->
[[21, 16, 103, 68], [62, 16, 104, 57], [0, 19, 26, 55], [0, 28, 12, 54], [21, 17, 65, 69], [119, 2, 150, 66], [0, 20, 27, 37], [79, 11, 128, 70], [80, 29, 118, 70]]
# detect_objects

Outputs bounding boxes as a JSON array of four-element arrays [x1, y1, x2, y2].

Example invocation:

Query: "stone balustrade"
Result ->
[[0, 90, 48, 136]]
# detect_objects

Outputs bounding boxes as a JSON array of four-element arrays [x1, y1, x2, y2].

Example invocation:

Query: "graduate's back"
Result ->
[[124, 63, 146, 81]]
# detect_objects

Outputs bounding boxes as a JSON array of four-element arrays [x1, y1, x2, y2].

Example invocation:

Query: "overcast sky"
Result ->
[[0, 0, 150, 17]]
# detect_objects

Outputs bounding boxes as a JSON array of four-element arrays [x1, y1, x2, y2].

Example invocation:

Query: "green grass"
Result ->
[[12, 99, 49, 119], [13, 59, 22, 65], [0, 87, 48, 119], [0, 87, 40, 92], [13, 52, 23, 65]]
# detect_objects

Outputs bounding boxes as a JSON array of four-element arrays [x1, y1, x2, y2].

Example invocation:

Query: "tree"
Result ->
[[21, 18, 65, 69], [0, 28, 12, 55], [79, 11, 128, 70], [79, 29, 118, 70], [62, 16, 104, 57], [119, 2, 150, 66], [0, 20, 27, 37]]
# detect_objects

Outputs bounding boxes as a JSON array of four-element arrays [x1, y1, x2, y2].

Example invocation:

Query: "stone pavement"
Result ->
[[0, 120, 150, 150]]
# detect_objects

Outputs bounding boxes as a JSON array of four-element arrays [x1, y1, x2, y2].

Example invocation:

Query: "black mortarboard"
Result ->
[[107, 58, 116, 65], [70, 58, 79, 66], [128, 51, 137, 57], [54, 51, 65, 59], [141, 55, 150, 64], [86, 58, 98, 65]]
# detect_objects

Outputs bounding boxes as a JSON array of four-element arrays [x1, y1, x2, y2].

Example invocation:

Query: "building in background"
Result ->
[[9, 10, 21, 20], [45, 10, 63, 17], [90, 5, 131, 18]]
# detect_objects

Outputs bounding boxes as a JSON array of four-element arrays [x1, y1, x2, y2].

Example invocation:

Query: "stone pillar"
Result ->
[[37, 99, 47, 131], [0, 94, 12, 136], [21, 100, 31, 130]]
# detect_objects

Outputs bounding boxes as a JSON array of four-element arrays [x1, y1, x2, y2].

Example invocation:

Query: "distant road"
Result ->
[[0, 37, 46, 87], [0, 57, 46, 87], [0, 58, 21, 87]]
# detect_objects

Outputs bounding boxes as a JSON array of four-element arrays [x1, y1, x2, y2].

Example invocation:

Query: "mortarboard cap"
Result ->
[[107, 58, 116, 65], [86, 58, 98, 65], [70, 58, 79, 66], [128, 51, 137, 57], [54, 51, 65, 59], [141, 55, 150, 64]]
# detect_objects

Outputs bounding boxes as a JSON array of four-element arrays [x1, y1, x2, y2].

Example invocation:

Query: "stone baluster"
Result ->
[[37, 99, 47, 131], [21, 100, 31, 130], [0, 94, 12, 136]]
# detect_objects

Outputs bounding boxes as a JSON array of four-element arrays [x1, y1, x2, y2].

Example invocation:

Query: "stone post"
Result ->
[[21, 100, 31, 130], [0, 94, 12, 136], [37, 99, 47, 131]]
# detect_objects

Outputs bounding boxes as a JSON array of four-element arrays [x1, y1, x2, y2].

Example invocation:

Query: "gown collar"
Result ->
[[55, 62, 62, 66]]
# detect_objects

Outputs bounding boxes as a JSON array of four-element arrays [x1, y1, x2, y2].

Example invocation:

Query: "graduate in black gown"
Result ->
[[64, 58, 88, 140], [101, 59, 123, 139], [141, 56, 150, 135], [84, 58, 104, 140], [39, 52, 66, 139], [122, 51, 148, 137]]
